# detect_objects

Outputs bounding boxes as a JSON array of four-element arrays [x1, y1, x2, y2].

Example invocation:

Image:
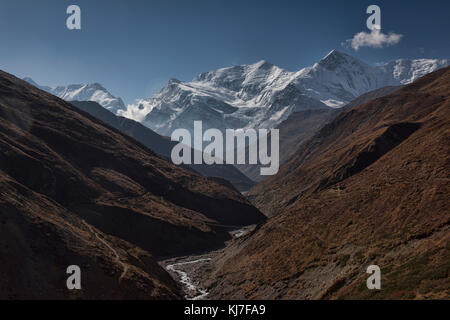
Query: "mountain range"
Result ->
[[119, 51, 448, 137], [23, 52, 448, 186], [25, 52, 448, 141]]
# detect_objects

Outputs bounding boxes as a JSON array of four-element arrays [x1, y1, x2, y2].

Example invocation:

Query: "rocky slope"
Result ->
[[0, 70, 265, 299], [205, 67, 450, 299]]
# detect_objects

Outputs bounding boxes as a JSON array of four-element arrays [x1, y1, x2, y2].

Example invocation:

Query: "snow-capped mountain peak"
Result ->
[[23, 78, 125, 114], [316, 49, 364, 70]]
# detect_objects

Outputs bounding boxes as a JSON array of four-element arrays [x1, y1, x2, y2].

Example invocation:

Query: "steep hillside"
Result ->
[[206, 67, 450, 299], [0, 173, 181, 299], [0, 70, 265, 298], [339, 86, 402, 112]]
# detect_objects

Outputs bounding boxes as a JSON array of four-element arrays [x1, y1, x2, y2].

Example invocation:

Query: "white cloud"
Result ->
[[342, 29, 403, 51]]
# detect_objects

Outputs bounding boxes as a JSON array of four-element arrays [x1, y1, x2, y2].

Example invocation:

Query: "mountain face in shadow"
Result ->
[[206, 67, 450, 300], [70, 100, 255, 192], [71, 100, 174, 156], [0, 70, 265, 299], [237, 86, 402, 183]]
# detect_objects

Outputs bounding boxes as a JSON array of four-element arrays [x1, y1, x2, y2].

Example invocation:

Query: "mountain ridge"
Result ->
[[119, 51, 448, 136]]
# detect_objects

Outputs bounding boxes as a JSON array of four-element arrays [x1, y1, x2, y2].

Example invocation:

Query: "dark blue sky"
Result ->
[[1, 0, 449, 104]]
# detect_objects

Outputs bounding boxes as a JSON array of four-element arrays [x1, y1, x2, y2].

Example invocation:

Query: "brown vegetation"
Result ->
[[206, 67, 450, 299]]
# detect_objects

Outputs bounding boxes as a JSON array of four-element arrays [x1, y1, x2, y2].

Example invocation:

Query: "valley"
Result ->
[[1, 0, 449, 304], [1, 54, 449, 300], [159, 66, 450, 300]]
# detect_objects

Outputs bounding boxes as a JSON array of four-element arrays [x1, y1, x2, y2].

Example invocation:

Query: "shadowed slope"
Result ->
[[70, 101, 255, 191], [239, 85, 402, 185], [0, 70, 265, 298]]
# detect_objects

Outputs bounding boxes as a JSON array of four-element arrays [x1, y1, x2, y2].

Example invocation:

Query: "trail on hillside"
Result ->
[[82, 220, 129, 282]]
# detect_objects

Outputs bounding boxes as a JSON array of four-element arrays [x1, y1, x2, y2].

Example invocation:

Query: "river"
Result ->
[[162, 225, 255, 300]]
